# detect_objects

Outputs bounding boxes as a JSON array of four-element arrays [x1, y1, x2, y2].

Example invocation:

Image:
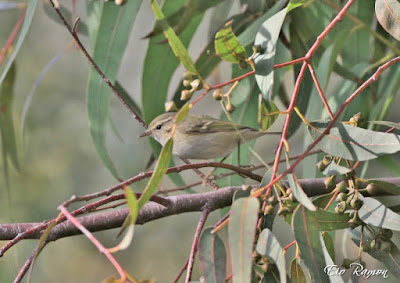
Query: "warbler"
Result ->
[[140, 112, 280, 160]]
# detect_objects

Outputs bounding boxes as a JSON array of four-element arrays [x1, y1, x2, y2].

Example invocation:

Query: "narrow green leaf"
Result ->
[[149, 0, 202, 79], [87, 0, 141, 179], [292, 205, 329, 283], [0, 63, 19, 175], [308, 121, 400, 161], [256, 228, 286, 283], [175, 103, 190, 124], [198, 227, 226, 283], [287, 174, 316, 211], [138, 139, 173, 209], [358, 197, 400, 231], [0, 0, 37, 86], [254, 7, 287, 98], [113, 187, 138, 251], [290, 258, 307, 283], [322, 162, 352, 176], [146, 0, 224, 39], [215, 21, 247, 64], [229, 197, 260, 283], [288, 0, 307, 12], [375, 0, 400, 41], [322, 232, 335, 262], [258, 95, 279, 131]]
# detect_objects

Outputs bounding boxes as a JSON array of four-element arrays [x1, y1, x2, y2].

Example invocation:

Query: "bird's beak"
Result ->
[[139, 130, 151, 138]]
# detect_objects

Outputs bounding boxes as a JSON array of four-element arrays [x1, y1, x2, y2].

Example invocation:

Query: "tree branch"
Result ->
[[1, 177, 399, 242]]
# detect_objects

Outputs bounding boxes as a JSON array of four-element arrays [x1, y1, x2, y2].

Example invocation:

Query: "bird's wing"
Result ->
[[183, 116, 253, 134]]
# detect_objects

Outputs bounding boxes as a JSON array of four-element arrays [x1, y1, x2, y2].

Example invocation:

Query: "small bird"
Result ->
[[140, 112, 280, 160]]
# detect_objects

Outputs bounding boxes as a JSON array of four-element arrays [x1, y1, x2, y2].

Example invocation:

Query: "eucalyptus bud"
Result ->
[[181, 89, 193, 101], [164, 101, 178, 112], [213, 89, 223, 101]]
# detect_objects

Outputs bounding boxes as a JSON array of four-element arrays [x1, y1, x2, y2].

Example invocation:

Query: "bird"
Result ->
[[140, 112, 280, 160]]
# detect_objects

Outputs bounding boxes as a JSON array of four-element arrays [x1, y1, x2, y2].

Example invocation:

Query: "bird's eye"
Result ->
[[156, 125, 162, 130]]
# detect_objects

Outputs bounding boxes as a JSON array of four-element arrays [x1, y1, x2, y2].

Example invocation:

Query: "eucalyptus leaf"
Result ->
[[229, 197, 260, 283], [256, 228, 286, 283], [199, 227, 226, 283], [87, 0, 141, 179], [358, 197, 400, 231], [287, 174, 316, 211], [292, 205, 330, 283], [375, 0, 400, 41], [254, 7, 288, 98], [290, 258, 307, 283], [258, 95, 279, 131], [215, 21, 247, 64], [322, 162, 352, 176], [138, 139, 173, 209], [308, 121, 400, 161], [349, 226, 400, 278]]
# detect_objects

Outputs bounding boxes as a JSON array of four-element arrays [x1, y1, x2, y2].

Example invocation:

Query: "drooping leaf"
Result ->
[[322, 232, 335, 262], [0, 0, 37, 87], [375, 0, 400, 41], [86, 0, 141, 179], [254, 7, 287, 98], [110, 187, 138, 252], [138, 139, 173, 209], [198, 227, 227, 283], [0, 62, 19, 179], [287, 174, 316, 211], [256, 229, 286, 283], [215, 20, 247, 64], [229, 197, 260, 283], [149, 0, 202, 80], [307, 121, 400, 161], [358, 197, 400, 231], [321, 234, 344, 283], [258, 94, 279, 131], [292, 205, 330, 283], [146, 0, 226, 39], [290, 258, 307, 283]]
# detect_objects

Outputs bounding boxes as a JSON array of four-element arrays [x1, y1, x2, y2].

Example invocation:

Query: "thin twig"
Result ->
[[58, 205, 126, 281], [48, 0, 146, 128], [185, 210, 210, 283]]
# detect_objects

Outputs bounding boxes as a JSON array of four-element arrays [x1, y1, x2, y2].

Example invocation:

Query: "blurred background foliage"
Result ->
[[0, 0, 400, 282]]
